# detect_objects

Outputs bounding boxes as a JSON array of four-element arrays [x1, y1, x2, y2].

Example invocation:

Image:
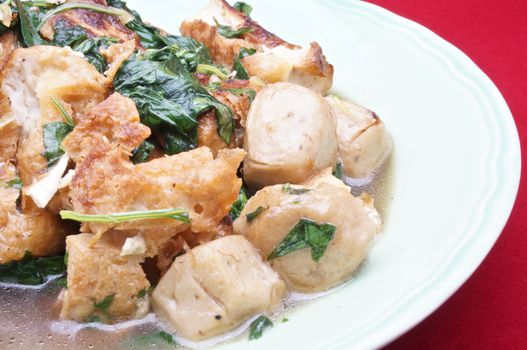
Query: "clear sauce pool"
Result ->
[[0, 155, 394, 350]]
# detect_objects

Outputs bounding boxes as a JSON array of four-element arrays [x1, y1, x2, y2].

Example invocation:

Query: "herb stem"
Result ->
[[60, 208, 190, 224], [50, 97, 74, 127], [196, 64, 228, 80]]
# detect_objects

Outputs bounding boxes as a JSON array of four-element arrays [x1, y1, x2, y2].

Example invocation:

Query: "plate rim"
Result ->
[[320, 1, 521, 349]]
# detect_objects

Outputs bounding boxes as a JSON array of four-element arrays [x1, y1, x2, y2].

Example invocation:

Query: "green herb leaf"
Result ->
[[0, 251, 66, 285], [267, 219, 336, 262], [225, 87, 256, 103], [60, 208, 190, 224], [233, 2, 253, 17], [249, 316, 273, 340], [233, 47, 256, 80], [214, 18, 253, 39], [282, 183, 311, 195], [6, 178, 23, 190], [127, 330, 177, 347], [86, 315, 101, 323], [42, 121, 73, 167], [114, 50, 234, 154], [50, 97, 74, 126], [196, 64, 228, 80], [333, 161, 344, 180], [94, 294, 115, 314], [282, 317, 289, 323], [15, 0, 46, 47], [53, 277, 68, 289], [229, 186, 248, 220], [131, 140, 154, 164], [246, 206, 267, 223], [136, 286, 153, 298]]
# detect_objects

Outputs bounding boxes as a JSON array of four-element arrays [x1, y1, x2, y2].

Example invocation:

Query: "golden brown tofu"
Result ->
[[234, 173, 380, 293], [180, 0, 333, 94], [62, 92, 150, 162], [152, 235, 287, 341], [69, 146, 245, 242], [1, 46, 108, 186], [0, 161, 72, 264], [60, 233, 150, 323], [40, 0, 137, 44], [100, 40, 136, 83]]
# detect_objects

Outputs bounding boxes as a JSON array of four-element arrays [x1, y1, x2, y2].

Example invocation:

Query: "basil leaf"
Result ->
[[233, 2, 253, 17], [249, 316, 273, 340], [282, 183, 311, 195], [114, 51, 234, 154], [15, 0, 46, 47], [229, 186, 248, 220], [0, 251, 66, 285], [6, 178, 22, 190], [233, 47, 256, 80], [214, 19, 253, 39], [246, 206, 267, 223], [131, 140, 154, 164], [43, 122, 73, 167], [267, 219, 336, 262], [333, 161, 344, 180]]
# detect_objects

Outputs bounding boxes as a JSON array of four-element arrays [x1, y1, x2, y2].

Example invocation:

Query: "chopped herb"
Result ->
[[114, 50, 234, 154], [233, 2, 253, 17], [249, 316, 273, 340], [127, 331, 177, 347], [333, 161, 344, 180], [6, 178, 22, 190], [64, 252, 69, 266], [226, 87, 256, 102], [233, 47, 256, 80], [86, 315, 101, 323], [136, 286, 153, 298], [42, 121, 73, 167], [267, 219, 336, 262], [246, 206, 267, 223], [282, 183, 311, 195], [214, 18, 254, 39], [60, 208, 190, 224], [196, 64, 228, 80], [0, 251, 66, 285], [14, 0, 46, 47], [93, 293, 115, 320], [50, 97, 74, 127], [229, 186, 248, 220], [282, 317, 289, 323], [131, 140, 154, 164], [54, 277, 67, 289]]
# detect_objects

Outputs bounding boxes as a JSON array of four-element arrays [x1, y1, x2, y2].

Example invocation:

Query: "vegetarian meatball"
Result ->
[[233, 172, 380, 293], [243, 82, 338, 189]]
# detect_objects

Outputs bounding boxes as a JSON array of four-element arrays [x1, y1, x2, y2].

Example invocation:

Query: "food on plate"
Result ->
[[152, 235, 286, 340], [234, 171, 380, 292], [327, 95, 392, 179], [0, 0, 392, 345], [243, 82, 338, 189]]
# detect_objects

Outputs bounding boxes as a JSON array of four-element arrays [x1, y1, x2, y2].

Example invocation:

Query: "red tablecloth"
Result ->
[[362, 1, 527, 349]]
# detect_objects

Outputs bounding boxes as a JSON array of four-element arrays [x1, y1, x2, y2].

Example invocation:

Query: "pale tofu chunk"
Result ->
[[234, 176, 380, 293], [326, 96, 392, 179], [60, 234, 150, 323], [243, 83, 338, 189], [152, 235, 287, 340]]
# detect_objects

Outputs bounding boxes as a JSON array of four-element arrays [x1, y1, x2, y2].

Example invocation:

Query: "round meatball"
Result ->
[[233, 174, 380, 293], [243, 82, 338, 189], [326, 96, 392, 179]]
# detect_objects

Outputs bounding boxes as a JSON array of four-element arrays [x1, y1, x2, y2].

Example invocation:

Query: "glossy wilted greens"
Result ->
[[0, 251, 66, 285]]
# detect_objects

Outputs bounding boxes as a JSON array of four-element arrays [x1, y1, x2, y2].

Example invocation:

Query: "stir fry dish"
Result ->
[[0, 0, 392, 344]]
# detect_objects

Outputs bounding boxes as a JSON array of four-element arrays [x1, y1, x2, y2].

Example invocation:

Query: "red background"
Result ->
[[362, 1, 527, 349]]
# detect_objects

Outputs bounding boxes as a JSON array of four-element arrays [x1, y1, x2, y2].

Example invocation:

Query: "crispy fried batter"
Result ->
[[60, 233, 150, 323], [40, 0, 137, 44], [70, 146, 244, 242], [197, 111, 234, 156], [1, 46, 108, 186], [100, 40, 136, 84], [62, 93, 150, 162], [181, 0, 333, 94]]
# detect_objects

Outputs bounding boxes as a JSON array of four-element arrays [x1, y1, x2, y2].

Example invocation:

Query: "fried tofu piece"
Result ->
[[326, 96, 392, 178], [1, 46, 108, 186], [60, 234, 150, 323], [70, 147, 244, 239], [40, 0, 136, 43], [0, 161, 72, 264], [180, 0, 333, 94], [62, 92, 150, 162], [152, 235, 287, 340]]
